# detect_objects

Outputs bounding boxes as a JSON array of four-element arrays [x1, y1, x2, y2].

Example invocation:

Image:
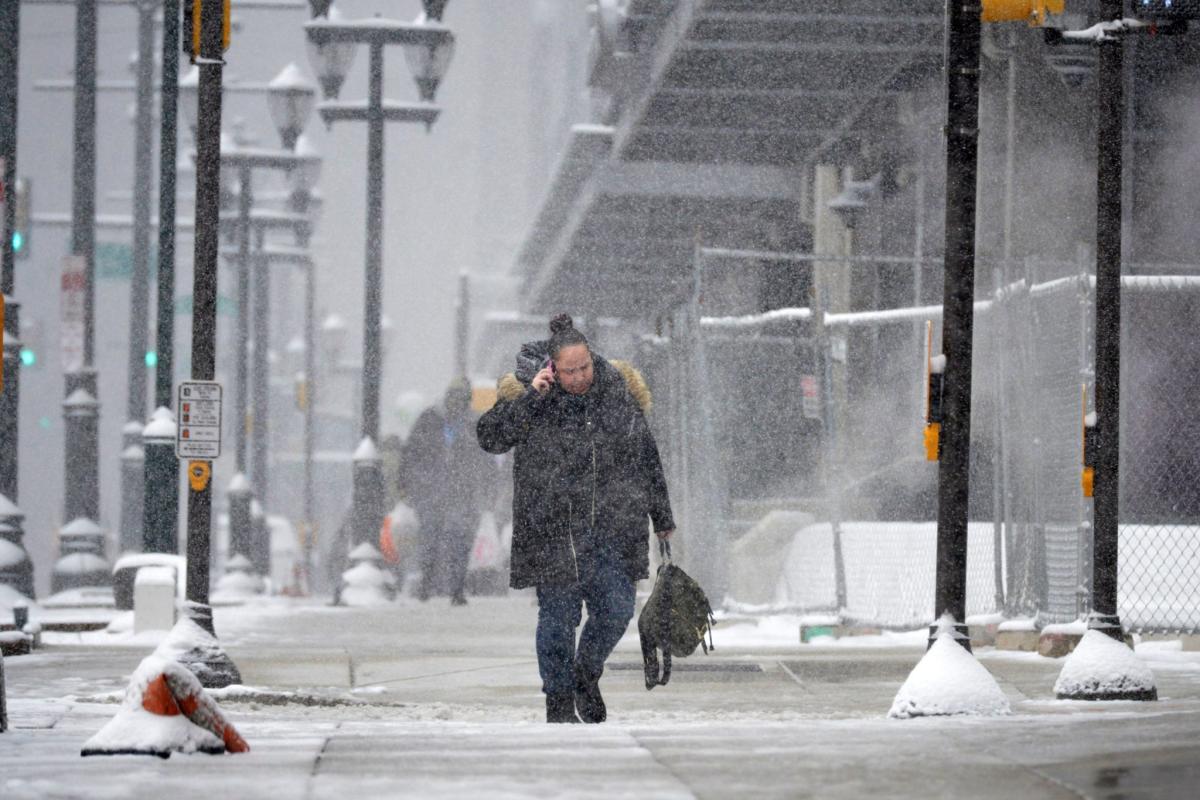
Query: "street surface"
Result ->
[[4, 595, 1200, 798]]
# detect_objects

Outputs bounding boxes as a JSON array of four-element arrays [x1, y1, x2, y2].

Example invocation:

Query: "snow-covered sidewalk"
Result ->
[[4, 595, 1200, 798]]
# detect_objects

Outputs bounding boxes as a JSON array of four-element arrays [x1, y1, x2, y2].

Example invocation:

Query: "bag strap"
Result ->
[[659, 538, 672, 563], [657, 555, 673, 684]]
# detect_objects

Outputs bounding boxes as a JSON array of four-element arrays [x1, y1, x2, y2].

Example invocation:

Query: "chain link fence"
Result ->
[[661, 249, 1200, 633]]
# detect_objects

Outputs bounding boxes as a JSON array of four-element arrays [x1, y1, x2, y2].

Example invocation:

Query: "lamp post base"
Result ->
[[173, 602, 242, 689]]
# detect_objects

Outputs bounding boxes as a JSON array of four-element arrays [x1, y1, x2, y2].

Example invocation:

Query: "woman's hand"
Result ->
[[531, 365, 555, 396], [655, 528, 674, 540]]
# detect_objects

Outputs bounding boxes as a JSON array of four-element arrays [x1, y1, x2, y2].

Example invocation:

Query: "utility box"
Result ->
[[133, 566, 177, 634]]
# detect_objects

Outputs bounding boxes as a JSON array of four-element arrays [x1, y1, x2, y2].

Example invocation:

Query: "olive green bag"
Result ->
[[638, 540, 716, 690]]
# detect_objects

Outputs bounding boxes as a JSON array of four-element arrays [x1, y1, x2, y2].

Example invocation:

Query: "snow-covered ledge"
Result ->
[[889, 614, 1010, 719], [1054, 621, 1157, 701]]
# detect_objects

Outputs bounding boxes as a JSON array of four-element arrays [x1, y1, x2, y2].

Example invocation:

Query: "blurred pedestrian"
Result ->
[[477, 314, 675, 723], [402, 379, 493, 605]]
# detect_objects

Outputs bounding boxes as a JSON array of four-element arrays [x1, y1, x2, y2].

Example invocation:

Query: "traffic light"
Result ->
[[1134, 0, 1200, 19], [145, 350, 158, 368], [19, 316, 40, 368], [12, 177, 30, 259], [981, 0, 1064, 24]]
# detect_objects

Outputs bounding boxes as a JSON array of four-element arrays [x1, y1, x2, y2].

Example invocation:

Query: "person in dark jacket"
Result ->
[[403, 379, 493, 605], [477, 314, 674, 723]]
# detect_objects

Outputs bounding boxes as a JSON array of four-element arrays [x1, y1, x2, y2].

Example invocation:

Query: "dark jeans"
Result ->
[[535, 553, 636, 696]]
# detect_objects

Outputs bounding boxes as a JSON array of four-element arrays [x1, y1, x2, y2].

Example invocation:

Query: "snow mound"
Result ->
[[81, 656, 224, 758], [214, 569, 264, 598], [155, 612, 242, 688], [1054, 629, 1157, 700], [889, 631, 1010, 719]]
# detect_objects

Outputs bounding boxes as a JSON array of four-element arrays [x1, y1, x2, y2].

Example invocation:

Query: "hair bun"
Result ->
[[549, 314, 574, 335]]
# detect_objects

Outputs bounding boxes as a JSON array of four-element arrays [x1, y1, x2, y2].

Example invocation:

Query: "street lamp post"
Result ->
[[248, 66, 317, 577], [117, 0, 157, 559], [0, 0, 24, 513], [145, 0, 183, 557], [54, 0, 105, 593], [0, 0, 34, 603], [304, 2, 454, 560], [254, 242, 319, 585], [217, 142, 318, 571]]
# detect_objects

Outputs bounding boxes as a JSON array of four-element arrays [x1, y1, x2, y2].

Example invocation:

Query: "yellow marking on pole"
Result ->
[[192, 0, 202, 58], [188, 460, 212, 492]]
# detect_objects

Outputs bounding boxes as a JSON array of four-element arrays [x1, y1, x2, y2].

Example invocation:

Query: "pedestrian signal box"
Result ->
[[183, 0, 232, 61], [924, 321, 944, 462], [981, 0, 1064, 25]]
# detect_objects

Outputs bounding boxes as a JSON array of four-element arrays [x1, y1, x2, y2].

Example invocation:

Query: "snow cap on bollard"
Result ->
[[353, 436, 379, 463], [340, 542, 396, 606], [889, 614, 1011, 719], [227, 472, 252, 496], [1054, 626, 1157, 701], [143, 407, 178, 442]]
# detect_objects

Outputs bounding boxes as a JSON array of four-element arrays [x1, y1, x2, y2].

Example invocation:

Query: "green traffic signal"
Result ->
[[145, 350, 158, 368], [19, 347, 35, 367], [11, 231, 22, 253]]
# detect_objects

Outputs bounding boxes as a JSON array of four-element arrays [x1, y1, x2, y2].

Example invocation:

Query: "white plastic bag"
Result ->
[[468, 512, 502, 572]]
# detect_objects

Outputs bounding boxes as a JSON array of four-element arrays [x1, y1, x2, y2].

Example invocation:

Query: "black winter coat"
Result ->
[[476, 354, 674, 589]]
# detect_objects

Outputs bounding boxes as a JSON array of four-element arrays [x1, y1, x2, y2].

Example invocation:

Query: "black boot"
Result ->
[[546, 693, 580, 723], [574, 664, 606, 723]]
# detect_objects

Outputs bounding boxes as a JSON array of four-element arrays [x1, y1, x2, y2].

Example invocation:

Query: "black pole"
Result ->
[[250, 247, 271, 575], [932, 0, 981, 650], [145, 0, 181, 555], [227, 160, 254, 570], [157, 0, 180, 411], [303, 253, 315, 587], [0, 0, 22, 505], [235, 166, 252, 475], [182, 0, 240, 689], [127, 0, 154, 427], [0, 0, 14, 299], [1091, 0, 1124, 640], [57, 0, 106, 592], [120, 0, 157, 556], [362, 42, 384, 445], [72, 1, 97, 373], [66, 0, 101, 521], [351, 41, 386, 550], [188, 0, 223, 628]]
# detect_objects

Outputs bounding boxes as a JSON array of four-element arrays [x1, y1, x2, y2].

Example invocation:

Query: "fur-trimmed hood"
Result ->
[[496, 356, 651, 413]]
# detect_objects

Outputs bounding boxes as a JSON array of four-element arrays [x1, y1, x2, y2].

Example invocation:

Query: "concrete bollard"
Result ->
[[134, 566, 178, 634]]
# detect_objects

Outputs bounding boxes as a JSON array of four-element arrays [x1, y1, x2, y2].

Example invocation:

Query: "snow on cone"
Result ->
[[889, 615, 1010, 719], [81, 654, 249, 758], [1054, 629, 1157, 701]]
